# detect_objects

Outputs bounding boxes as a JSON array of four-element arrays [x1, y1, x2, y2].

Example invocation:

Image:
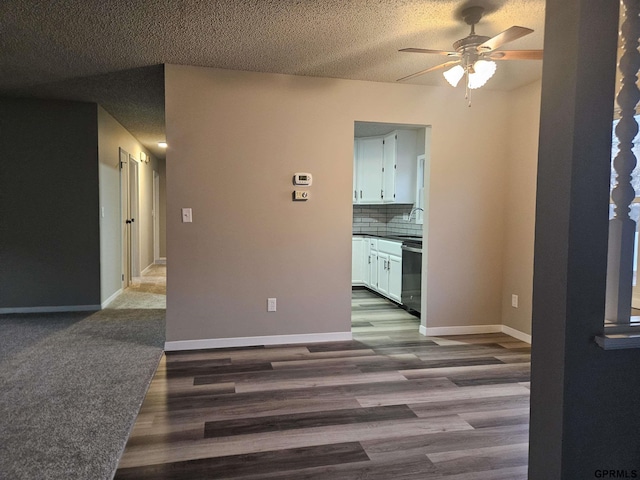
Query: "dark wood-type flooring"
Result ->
[[115, 289, 531, 479]]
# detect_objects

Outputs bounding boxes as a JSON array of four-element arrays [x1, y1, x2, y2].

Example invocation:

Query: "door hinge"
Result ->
[[122, 274, 124, 281]]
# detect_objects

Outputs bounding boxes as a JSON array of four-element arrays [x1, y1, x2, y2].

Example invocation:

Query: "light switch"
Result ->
[[182, 208, 193, 223], [293, 190, 309, 201]]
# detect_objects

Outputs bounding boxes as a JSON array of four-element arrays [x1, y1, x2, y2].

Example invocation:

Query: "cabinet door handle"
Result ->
[[360, 190, 362, 198], [368, 256, 371, 264], [354, 190, 357, 200], [381, 190, 384, 199]]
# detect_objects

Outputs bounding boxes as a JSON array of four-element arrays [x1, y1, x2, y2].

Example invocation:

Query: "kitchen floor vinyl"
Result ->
[[115, 289, 530, 479]]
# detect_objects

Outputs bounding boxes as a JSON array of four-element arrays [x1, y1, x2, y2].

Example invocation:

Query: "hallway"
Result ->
[[108, 264, 167, 309]]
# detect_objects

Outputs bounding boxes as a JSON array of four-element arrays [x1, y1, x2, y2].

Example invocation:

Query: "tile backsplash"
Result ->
[[352, 204, 423, 237]]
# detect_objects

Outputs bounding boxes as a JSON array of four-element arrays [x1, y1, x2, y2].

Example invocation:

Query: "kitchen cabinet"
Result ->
[[352, 237, 365, 285], [354, 137, 383, 204], [376, 239, 402, 302], [377, 252, 390, 296], [362, 237, 371, 286], [354, 130, 418, 204], [367, 238, 378, 289], [388, 254, 402, 303], [353, 236, 402, 303], [382, 130, 418, 204]]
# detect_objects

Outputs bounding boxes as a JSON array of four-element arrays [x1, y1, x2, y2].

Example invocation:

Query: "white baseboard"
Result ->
[[418, 323, 531, 344], [501, 325, 532, 344], [155, 258, 167, 265], [101, 289, 123, 309], [165, 331, 353, 352], [0, 304, 101, 315], [420, 324, 502, 336], [141, 264, 155, 275]]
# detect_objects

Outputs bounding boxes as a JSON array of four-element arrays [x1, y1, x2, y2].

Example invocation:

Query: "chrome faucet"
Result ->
[[407, 207, 424, 221]]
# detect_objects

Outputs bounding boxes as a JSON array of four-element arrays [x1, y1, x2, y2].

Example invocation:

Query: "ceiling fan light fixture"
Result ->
[[443, 64, 464, 87], [467, 60, 497, 89]]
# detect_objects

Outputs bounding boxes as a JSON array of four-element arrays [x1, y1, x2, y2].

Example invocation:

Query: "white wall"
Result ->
[[165, 64, 513, 346], [97, 106, 159, 305], [501, 80, 542, 337]]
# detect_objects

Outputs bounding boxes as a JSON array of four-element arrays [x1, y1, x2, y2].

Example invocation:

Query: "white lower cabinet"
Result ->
[[377, 252, 390, 297], [363, 238, 371, 286], [388, 254, 402, 303], [353, 236, 402, 304], [352, 237, 365, 285], [367, 238, 378, 289]]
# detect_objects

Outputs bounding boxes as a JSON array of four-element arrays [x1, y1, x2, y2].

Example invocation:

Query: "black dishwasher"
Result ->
[[401, 240, 422, 315]]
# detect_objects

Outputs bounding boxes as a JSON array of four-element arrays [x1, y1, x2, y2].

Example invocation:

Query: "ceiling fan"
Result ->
[[398, 6, 543, 96]]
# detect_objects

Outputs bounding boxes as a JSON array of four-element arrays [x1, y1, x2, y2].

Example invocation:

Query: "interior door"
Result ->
[[129, 155, 140, 278], [153, 170, 160, 262], [119, 148, 131, 288]]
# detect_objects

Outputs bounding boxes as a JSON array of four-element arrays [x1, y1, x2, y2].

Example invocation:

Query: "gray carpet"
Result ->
[[0, 309, 165, 480]]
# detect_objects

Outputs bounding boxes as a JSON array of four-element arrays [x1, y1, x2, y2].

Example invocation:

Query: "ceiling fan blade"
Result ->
[[396, 60, 460, 82], [478, 26, 534, 52], [400, 48, 459, 57], [489, 50, 543, 60]]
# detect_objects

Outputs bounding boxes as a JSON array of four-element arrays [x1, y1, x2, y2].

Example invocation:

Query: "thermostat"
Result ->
[[293, 173, 312, 186]]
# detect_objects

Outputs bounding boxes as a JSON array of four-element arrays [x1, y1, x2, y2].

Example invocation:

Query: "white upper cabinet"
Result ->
[[382, 130, 418, 204], [354, 129, 418, 204], [354, 137, 384, 204]]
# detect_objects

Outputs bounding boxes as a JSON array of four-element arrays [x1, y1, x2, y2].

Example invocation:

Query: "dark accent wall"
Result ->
[[0, 97, 100, 309], [529, 0, 640, 478]]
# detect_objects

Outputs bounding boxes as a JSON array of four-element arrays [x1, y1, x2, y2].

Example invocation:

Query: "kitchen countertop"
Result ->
[[353, 233, 423, 245]]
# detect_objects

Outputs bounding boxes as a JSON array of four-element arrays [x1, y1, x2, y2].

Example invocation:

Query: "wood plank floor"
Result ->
[[115, 289, 531, 479]]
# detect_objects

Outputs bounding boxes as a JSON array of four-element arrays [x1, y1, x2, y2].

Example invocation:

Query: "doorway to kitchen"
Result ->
[[351, 121, 430, 337]]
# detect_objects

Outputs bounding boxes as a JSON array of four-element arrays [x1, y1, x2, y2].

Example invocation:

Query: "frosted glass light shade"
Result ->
[[443, 65, 464, 87], [468, 60, 497, 89]]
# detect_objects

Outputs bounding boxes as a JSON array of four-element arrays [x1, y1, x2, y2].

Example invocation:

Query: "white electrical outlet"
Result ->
[[267, 298, 277, 312], [181, 208, 193, 223], [511, 294, 519, 308]]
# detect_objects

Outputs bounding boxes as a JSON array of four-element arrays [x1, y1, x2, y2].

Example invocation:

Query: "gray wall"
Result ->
[[0, 97, 101, 310]]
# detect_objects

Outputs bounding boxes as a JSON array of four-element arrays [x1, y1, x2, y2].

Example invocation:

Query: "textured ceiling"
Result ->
[[0, 0, 545, 159]]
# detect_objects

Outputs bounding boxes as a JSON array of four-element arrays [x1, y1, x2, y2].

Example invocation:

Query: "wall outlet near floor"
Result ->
[[267, 298, 277, 312], [511, 294, 519, 308]]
